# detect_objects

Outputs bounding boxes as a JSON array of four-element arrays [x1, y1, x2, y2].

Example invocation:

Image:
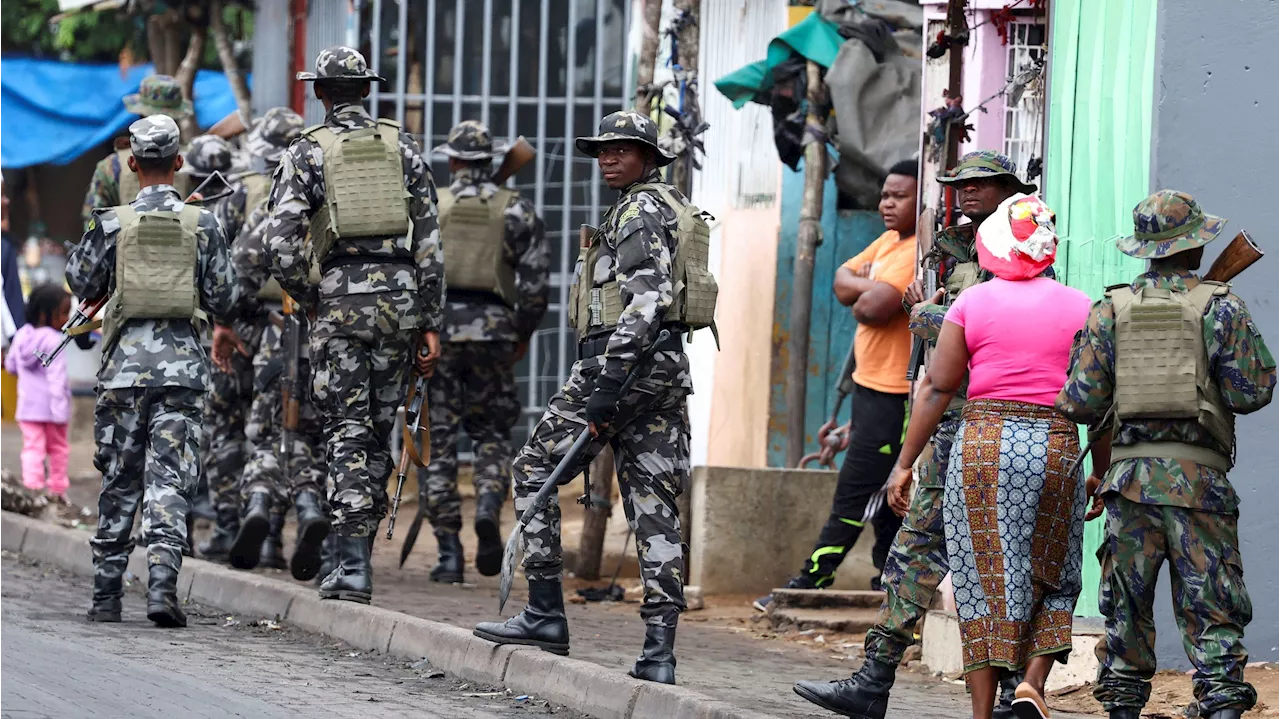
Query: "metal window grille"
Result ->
[[353, 0, 630, 451], [1003, 21, 1047, 182]]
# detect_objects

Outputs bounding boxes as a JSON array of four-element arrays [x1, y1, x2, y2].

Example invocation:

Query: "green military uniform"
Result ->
[[1056, 191, 1276, 719]]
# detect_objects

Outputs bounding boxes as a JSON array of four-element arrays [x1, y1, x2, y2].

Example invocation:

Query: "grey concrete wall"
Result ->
[[1149, 0, 1279, 665]]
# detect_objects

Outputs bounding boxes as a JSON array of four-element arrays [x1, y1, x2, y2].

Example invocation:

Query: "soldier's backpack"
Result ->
[[101, 205, 204, 348], [437, 187, 518, 307]]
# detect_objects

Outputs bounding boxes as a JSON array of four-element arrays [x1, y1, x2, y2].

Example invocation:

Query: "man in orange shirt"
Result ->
[[756, 160, 919, 611]]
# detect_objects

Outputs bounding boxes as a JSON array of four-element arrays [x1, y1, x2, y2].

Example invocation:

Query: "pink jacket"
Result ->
[[4, 324, 71, 424]]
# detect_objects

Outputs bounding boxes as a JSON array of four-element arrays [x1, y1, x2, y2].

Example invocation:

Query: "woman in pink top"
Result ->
[[4, 284, 73, 499], [884, 195, 1103, 719]]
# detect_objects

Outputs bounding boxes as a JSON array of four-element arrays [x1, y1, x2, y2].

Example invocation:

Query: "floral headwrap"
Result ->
[[975, 193, 1058, 281]]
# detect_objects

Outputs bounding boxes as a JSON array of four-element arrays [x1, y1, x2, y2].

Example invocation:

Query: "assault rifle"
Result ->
[[185, 170, 235, 206], [492, 137, 536, 186], [278, 292, 303, 472], [36, 295, 108, 367], [386, 358, 431, 543], [905, 208, 937, 382]]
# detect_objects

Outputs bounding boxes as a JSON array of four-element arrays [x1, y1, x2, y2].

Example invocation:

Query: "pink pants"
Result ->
[[18, 421, 70, 497]]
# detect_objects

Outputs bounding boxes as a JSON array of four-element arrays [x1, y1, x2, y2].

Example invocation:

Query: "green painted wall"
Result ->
[[1044, 0, 1159, 617]]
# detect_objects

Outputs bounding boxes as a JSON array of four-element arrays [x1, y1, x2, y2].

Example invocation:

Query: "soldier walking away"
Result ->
[[202, 107, 307, 565], [793, 151, 1035, 719], [81, 75, 194, 231], [265, 47, 443, 604], [474, 111, 717, 686], [67, 115, 239, 628], [1056, 190, 1276, 719], [418, 120, 549, 583]]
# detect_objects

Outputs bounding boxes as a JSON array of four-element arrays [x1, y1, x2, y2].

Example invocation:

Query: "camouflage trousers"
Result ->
[[863, 415, 958, 666], [240, 321, 326, 508], [418, 341, 520, 533], [91, 388, 203, 585], [1093, 495, 1256, 713], [312, 333, 414, 537], [516, 358, 690, 627], [202, 318, 263, 511]]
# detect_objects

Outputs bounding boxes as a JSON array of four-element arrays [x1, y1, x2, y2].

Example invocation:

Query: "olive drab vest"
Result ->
[[303, 119, 412, 272], [1109, 280, 1235, 470], [568, 182, 718, 340], [239, 171, 284, 301], [944, 261, 982, 300], [115, 149, 141, 205], [437, 187, 518, 307], [101, 205, 205, 348]]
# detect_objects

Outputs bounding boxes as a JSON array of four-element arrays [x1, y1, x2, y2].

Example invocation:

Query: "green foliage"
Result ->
[[1, 0, 142, 63]]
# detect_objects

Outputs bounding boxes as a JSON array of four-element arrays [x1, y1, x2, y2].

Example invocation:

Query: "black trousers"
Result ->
[[798, 383, 908, 586]]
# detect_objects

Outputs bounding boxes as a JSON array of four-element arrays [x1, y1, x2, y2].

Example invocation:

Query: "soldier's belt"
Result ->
[[1110, 440, 1231, 472], [577, 327, 685, 361], [446, 288, 506, 304], [320, 254, 416, 273]]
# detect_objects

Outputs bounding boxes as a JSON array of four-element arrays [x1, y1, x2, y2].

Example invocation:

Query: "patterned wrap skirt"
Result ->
[[943, 398, 1085, 672]]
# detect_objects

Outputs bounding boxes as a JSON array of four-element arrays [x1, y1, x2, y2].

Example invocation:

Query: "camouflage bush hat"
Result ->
[[129, 115, 181, 160], [123, 75, 194, 119], [575, 111, 676, 167], [936, 149, 1036, 194], [179, 135, 233, 178], [1117, 189, 1226, 260], [246, 107, 305, 164], [296, 46, 387, 83], [433, 120, 506, 161]]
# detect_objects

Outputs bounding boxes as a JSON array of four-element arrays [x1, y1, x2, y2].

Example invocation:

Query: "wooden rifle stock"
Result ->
[[1203, 230, 1262, 283], [492, 137, 535, 186]]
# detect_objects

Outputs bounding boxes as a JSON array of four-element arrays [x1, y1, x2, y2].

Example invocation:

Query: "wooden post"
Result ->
[[785, 61, 827, 468], [669, 0, 701, 198], [209, 0, 252, 122], [945, 0, 966, 169], [634, 0, 663, 112]]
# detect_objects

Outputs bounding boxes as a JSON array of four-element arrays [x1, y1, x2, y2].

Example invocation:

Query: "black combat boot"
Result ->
[[318, 534, 373, 604], [260, 510, 287, 570], [628, 621, 678, 684], [430, 531, 465, 584], [315, 534, 339, 586], [793, 657, 896, 719], [994, 669, 1023, 719], [229, 492, 272, 570], [290, 491, 331, 581], [1107, 709, 1142, 719], [198, 505, 240, 562], [190, 487, 216, 522], [146, 564, 187, 628], [1204, 710, 1244, 719], [473, 578, 570, 655], [473, 492, 504, 577], [87, 569, 123, 623]]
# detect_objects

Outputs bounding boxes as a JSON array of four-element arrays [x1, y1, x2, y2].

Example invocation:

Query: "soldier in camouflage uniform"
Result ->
[[198, 110, 305, 565], [1056, 191, 1275, 719], [67, 115, 238, 628], [795, 151, 1034, 719], [82, 75, 193, 231], [475, 111, 698, 685], [264, 47, 443, 604], [416, 120, 549, 583]]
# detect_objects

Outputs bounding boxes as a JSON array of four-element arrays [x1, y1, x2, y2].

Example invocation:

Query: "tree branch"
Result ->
[[209, 0, 251, 121], [174, 21, 206, 139]]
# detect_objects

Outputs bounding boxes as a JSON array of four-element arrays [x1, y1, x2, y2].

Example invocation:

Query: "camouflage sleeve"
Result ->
[[197, 210, 240, 322], [599, 191, 674, 385], [65, 209, 117, 300], [218, 184, 248, 244], [265, 142, 321, 308], [507, 196, 549, 341], [908, 301, 948, 342], [401, 131, 444, 333], [1055, 298, 1115, 425], [80, 155, 118, 233], [1206, 293, 1277, 414], [228, 205, 270, 319]]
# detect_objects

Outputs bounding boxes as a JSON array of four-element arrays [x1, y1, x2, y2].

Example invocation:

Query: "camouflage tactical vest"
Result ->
[[569, 183, 718, 340], [437, 187, 518, 307], [944, 261, 982, 300], [239, 171, 284, 301], [303, 119, 411, 269], [115, 149, 141, 205], [1109, 280, 1234, 469], [101, 205, 205, 348]]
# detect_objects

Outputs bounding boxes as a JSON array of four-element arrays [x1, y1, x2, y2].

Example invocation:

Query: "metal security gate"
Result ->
[[354, 0, 631, 447]]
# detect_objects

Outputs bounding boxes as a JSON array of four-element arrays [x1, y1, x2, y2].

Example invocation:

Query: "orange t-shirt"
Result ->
[[842, 230, 917, 395]]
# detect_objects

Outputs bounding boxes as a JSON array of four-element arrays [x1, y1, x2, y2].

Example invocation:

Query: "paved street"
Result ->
[[0, 555, 582, 719]]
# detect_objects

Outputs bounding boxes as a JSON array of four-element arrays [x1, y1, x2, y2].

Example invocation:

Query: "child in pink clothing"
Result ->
[[5, 284, 73, 498]]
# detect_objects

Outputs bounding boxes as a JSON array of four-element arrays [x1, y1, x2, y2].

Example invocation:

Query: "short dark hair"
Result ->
[[316, 79, 368, 105], [133, 153, 178, 173], [887, 159, 919, 180], [25, 283, 68, 329]]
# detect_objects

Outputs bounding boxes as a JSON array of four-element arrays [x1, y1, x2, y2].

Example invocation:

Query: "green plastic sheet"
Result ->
[[713, 12, 846, 109]]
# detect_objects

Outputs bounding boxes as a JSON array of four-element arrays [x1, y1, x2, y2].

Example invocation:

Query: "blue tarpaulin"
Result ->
[[0, 58, 248, 169]]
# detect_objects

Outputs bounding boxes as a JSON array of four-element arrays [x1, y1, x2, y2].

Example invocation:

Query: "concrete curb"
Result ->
[[0, 512, 775, 719]]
